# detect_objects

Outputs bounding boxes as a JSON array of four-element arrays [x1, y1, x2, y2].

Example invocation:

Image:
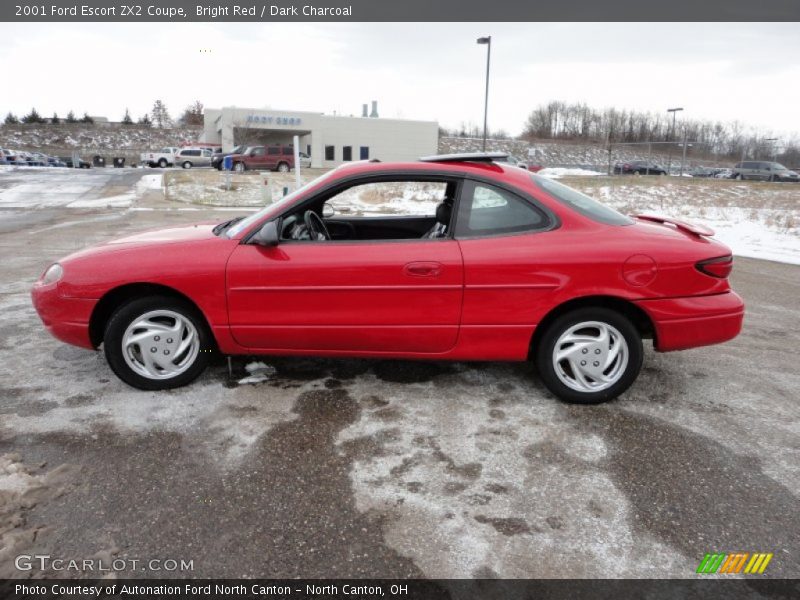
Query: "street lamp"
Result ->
[[666, 107, 683, 175], [765, 138, 779, 162], [477, 36, 491, 152]]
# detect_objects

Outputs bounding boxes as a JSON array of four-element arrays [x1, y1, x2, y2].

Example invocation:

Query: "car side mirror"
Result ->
[[253, 221, 280, 246], [322, 204, 335, 218]]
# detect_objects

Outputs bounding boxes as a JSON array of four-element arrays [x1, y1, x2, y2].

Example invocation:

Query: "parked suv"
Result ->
[[731, 161, 799, 182], [230, 145, 295, 173], [175, 148, 213, 169]]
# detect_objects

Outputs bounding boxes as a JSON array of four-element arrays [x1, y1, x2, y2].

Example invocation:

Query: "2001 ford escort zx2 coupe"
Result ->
[[32, 153, 744, 403]]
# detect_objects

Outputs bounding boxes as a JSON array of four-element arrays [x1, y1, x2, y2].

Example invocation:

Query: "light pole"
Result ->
[[666, 107, 683, 175], [765, 138, 779, 162], [477, 36, 491, 152]]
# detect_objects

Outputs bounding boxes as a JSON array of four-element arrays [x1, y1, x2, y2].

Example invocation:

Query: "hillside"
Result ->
[[0, 123, 203, 164]]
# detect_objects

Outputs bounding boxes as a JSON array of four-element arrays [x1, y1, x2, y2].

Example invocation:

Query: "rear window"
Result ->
[[268, 147, 280, 155], [532, 175, 632, 226]]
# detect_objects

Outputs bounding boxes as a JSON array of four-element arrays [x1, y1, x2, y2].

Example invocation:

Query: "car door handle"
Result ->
[[404, 262, 442, 277]]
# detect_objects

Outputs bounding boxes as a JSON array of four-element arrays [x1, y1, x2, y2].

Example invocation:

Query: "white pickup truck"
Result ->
[[139, 147, 180, 168]]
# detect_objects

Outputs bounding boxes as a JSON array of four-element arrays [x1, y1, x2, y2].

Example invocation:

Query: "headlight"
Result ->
[[41, 263, 63, 285]]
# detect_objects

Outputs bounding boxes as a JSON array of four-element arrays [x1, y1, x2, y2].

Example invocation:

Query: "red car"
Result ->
[[31, 153, 744, 403]]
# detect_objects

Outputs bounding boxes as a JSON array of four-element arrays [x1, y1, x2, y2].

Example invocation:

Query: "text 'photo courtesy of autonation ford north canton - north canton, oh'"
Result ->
[[1, 2, 800, 599]]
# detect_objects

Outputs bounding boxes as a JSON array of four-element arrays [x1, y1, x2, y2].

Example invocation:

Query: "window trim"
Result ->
[[245, 172, 464, 246], [452, 177, 557, 240]]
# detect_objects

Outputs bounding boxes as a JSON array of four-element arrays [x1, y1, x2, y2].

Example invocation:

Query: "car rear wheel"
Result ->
[[535, 307, 643, 404], [277, 162, 290, 173], [182, 161, 192, 169], [103, 296, 212, 390], [735, 173, 744, 180], [158, 158, 168, 168]]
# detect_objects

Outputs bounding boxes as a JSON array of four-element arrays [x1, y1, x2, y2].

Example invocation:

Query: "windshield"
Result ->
[[225, 170, 340, 239], [532, 175, 633, 226], [770, 163, 788, 170]]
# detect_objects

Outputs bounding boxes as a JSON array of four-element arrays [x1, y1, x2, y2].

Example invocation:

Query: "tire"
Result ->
[[158, 158, 168, 168], [103, 296, 212, 390], [234, 162, 245, 173], [182, 161, 192, 169], [277, 162, 290, 173], [735, 173, 744, 180], [769, 175, 777, 182], [535, 307, 643, 404]]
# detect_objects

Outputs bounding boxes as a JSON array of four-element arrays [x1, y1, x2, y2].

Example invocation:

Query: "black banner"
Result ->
[[2, 579, 799, 600], [3, 0, 800, 22]]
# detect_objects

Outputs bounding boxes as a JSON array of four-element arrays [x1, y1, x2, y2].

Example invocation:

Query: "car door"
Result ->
[[247, 147, 267, 169], [225, 178, 464, 354], [453, 179, 560, 359]]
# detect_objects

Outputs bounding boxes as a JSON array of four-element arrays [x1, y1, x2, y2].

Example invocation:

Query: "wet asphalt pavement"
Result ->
[[0, 167, 798, 579]]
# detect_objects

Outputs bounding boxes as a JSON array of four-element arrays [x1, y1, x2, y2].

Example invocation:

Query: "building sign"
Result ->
[[246, 115, 303, 126]]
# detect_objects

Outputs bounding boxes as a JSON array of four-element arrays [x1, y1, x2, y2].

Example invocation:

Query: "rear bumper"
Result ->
[[635, 291, 744, 352], [31, 283, 97, 350]]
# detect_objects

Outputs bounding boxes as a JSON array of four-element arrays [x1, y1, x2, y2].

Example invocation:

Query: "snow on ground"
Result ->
[[0, 168, 163, 209], [537, 167, 604, 178], [567, 178, 800, 266]]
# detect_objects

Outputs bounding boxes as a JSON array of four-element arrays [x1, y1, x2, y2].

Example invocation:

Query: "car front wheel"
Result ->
[[103, 296, 212, 390], [158, 158, 168, 168], [182, 161, 192, 169], [535, 307, 643, 404], [277, 162, 290, 173]]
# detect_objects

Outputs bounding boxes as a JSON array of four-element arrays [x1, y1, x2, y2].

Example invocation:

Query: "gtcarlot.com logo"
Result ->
[[696, 552, 773, 574], [15, 554, 194, 572]]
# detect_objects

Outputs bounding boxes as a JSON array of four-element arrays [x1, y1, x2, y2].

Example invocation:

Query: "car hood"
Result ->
[[60, 222, 221, 263]]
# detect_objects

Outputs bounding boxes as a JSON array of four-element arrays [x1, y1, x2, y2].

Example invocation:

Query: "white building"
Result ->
[[203, 103, 439, 168]]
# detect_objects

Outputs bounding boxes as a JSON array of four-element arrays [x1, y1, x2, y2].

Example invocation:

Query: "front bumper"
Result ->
[[31, 283, 97, 349], [635, 291, 745, 352]]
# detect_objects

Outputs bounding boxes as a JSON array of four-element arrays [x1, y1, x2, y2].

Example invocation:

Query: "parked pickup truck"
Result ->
[[140, 147, 180, 168], [229, 145, 295, 172]]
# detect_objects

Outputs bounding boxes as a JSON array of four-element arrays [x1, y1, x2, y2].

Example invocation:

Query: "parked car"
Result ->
[[47, 157, 68, 167], [298, 151, 312, 169], [714, 168, 733, 179], [614, 160, 668, 175], [31, 152, 744, 404], [211, 145, 246, 170], [140, 147, 180, 168], [175, 147, 214, 169], [59, 156, 92, 168], [229, 145, 295, 173], [731, 161, 799, 182], [689, 166, 719, 178]]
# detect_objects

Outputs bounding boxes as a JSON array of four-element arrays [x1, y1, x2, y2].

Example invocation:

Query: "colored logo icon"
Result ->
[[696, 552, 774, 574]]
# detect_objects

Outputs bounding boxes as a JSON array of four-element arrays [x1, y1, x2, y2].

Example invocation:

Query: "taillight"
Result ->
[[696, 255, 733, 278]]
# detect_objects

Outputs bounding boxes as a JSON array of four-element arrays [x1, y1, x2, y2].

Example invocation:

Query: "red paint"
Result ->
[[31, 160, 744, 363]]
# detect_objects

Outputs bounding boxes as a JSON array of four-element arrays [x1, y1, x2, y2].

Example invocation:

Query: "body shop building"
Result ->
[[203, 103, 439, 168]]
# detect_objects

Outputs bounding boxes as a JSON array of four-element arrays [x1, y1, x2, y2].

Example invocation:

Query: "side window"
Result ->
[[324, 146, 335, 161], [202, 149, 212, 157], [456, 181, 549, 238], [283, 146, 293, 155], [326, 180, 447, 217], [252, 147, 265, 157], [267, 147, 280, 156]]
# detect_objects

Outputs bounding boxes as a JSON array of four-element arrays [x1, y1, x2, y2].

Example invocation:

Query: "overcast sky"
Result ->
[[1, 22, 798, 137]]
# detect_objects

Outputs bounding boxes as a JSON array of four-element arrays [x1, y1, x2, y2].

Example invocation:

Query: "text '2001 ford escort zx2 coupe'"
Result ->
[[32, 153, 744, 403]]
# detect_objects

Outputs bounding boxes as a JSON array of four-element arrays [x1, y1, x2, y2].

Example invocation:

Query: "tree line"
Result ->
[[519, 100, 799, 163], [3, 100, 205, 129]]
